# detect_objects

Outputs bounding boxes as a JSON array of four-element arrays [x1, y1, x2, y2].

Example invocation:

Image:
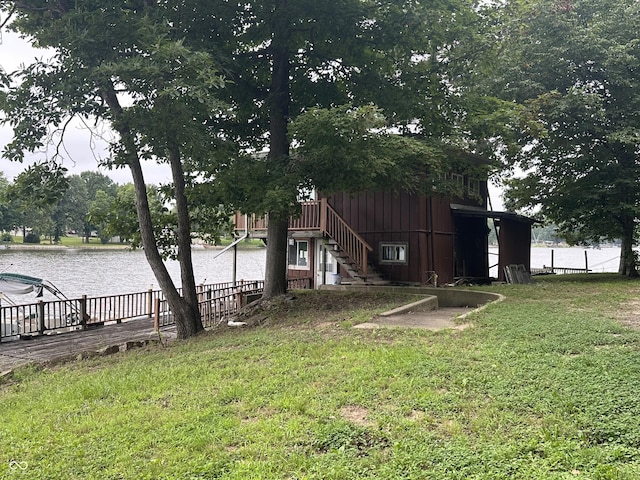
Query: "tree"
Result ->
[[183, 0, 481, 298], [77, 171, 118, 242], [481, 0, 640, 276], [0, 172, 20, 233], [0, 1, 227, 338], [6, 161, 69, 241], [87, 190, 114, 243]]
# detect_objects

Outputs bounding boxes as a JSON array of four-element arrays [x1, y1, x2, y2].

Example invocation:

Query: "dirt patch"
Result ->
[[340, 405, 375, 427], [615, 300, 640, 328]]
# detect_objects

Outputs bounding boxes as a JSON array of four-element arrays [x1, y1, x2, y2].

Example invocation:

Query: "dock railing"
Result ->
[[0, 278, 312, 342]]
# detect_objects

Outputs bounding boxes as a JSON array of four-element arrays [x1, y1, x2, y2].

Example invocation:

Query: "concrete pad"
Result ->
[[378, 296, 438, 317], [354, 307, 473, 331]]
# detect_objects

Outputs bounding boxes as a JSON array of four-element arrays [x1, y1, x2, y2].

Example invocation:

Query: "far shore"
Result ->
[[0, 242, 260, 251]]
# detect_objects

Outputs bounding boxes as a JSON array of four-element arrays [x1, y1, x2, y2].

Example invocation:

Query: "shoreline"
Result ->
[[0, 243, 262, 251]]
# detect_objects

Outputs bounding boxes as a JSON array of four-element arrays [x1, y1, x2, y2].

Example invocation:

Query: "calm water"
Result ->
[[0, 247, 266, 301], [490, 246, 621, 277], [0, 245, 623, 302]]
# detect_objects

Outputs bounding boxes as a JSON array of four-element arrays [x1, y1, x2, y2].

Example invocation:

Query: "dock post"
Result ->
[[38, 300, 45, 334], [81, 295, 88, 330], [551, 249, 555, 274], [153, 298, 160, 331], [147, 288, 153, 318], [585, 250, 589, 273]]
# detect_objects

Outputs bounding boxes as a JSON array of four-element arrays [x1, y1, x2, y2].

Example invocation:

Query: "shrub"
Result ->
[[1, 232, 12, 242], [24, 232, 40, 244]]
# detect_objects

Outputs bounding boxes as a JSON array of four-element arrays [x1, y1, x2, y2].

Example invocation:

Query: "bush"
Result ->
[[24, 232, 41, 244], [1, 232, 12, 242]]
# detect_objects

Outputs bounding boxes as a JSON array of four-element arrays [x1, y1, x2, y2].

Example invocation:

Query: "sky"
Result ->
[[0, 29, 171, 186], [0, 27, 506, 209]]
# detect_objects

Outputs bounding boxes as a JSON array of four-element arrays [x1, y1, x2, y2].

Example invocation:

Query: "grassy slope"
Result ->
[[2, 277, 640, 479]]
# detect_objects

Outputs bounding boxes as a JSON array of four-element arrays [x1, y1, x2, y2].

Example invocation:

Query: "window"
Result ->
[[288, 240, 309, 269], [450, 173, 464, 187], [380, 243, 408, 265], [468, 178, 480, 197]]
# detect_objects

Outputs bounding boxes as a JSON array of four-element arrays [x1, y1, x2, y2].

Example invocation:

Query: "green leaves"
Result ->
[[291, 105, 438, 195], [480, 0, 640, 271]]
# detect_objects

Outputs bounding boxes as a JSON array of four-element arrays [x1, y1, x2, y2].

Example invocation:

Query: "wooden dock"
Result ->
[[0, 318, 176, 372]]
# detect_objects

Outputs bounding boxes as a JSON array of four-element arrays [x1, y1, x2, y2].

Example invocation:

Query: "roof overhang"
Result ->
[[450, 203, 536, 224]]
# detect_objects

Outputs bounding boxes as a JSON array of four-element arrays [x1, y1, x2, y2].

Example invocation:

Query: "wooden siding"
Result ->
[[327, 185, 488, 285], [498, 218, 532, 280]]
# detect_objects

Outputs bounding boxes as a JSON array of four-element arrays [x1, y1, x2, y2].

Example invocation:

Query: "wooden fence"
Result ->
[[0, 278, 312, 342]]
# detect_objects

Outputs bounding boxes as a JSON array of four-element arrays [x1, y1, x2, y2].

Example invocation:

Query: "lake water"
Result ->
[[0, 245, 623, 302], [490, 246, 621, 277], [0, 247, 267, 301]]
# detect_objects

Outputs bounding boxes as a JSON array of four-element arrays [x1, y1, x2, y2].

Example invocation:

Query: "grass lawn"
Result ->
[[2, 275, 640, 479]]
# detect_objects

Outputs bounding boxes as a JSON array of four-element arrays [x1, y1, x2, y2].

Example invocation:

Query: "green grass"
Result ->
[[3, 277, 640, 478], [3, 235, 120, 247]]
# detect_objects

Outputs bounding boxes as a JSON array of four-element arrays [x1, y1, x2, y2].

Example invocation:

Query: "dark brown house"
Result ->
[[236, 170, 533, 287]]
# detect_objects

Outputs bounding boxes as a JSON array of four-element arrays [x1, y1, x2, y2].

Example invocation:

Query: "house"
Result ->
[[235, 158, 534, 287]]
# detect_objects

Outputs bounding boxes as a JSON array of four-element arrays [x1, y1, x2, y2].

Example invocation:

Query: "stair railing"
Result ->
[[235, 199, 372, 277], [320, 198, 373, 276]]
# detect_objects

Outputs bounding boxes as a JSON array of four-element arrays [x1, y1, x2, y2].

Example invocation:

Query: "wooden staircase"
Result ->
[[235, 199, 385, 283], [324, 239, 385, 284]]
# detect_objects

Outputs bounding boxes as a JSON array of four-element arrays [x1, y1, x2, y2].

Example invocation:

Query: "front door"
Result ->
[[316, 240, 338, 288]]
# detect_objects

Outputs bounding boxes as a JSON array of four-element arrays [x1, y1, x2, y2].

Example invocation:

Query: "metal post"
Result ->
[[551, 249, 555, 274], [585, 250, 589, 273], [322, 241, 327, 286], [147, 288, 154, 318], [81, 295, 88, 330], [232, 243, 238, 287]]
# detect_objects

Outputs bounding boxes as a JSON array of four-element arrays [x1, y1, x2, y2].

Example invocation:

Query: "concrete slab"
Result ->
[[354, 307, 473, 331]]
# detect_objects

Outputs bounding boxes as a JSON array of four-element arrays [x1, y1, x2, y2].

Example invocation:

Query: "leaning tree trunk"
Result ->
[[101, 84, 203, 338], [167, 139, 203, 337], [263, 0, 292, 300]]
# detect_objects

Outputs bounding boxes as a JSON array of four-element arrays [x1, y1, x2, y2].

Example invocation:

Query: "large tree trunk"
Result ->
[[167, 140, 203, 337], [263, 216, 289, 299], [263, 0, 292, 299], [102, 84, 203, 338], [618, 216, 638, 277]]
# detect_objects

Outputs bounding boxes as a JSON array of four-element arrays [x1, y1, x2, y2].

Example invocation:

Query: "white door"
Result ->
[[316, 241, 338, 288]]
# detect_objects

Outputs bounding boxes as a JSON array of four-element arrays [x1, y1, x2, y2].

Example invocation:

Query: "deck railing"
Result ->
[[235, 199, 372, 277], [153, 278, 311, 329], [0, 278, 312, 341]]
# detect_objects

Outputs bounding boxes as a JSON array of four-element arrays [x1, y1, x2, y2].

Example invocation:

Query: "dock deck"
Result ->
[[0, 318, 176, 372]]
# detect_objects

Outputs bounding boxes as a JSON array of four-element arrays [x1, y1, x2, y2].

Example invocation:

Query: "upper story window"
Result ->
[[468, 178, 481, 197]]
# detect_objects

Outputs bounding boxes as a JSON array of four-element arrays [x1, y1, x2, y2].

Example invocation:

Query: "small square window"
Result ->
[[288, 240, 309, 269], [380, 243, 408, 265]]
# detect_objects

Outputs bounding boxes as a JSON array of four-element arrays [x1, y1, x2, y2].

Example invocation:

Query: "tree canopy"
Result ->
[[0, 0, 229, 337], [478, 0, 640, 275], [177, 0, 487, 297]]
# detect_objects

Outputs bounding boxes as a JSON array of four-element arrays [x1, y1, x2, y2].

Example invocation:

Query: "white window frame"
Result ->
[[380, 242, 408, 265], [288, 239, 310, 270], [451, 173, 464, 188]]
